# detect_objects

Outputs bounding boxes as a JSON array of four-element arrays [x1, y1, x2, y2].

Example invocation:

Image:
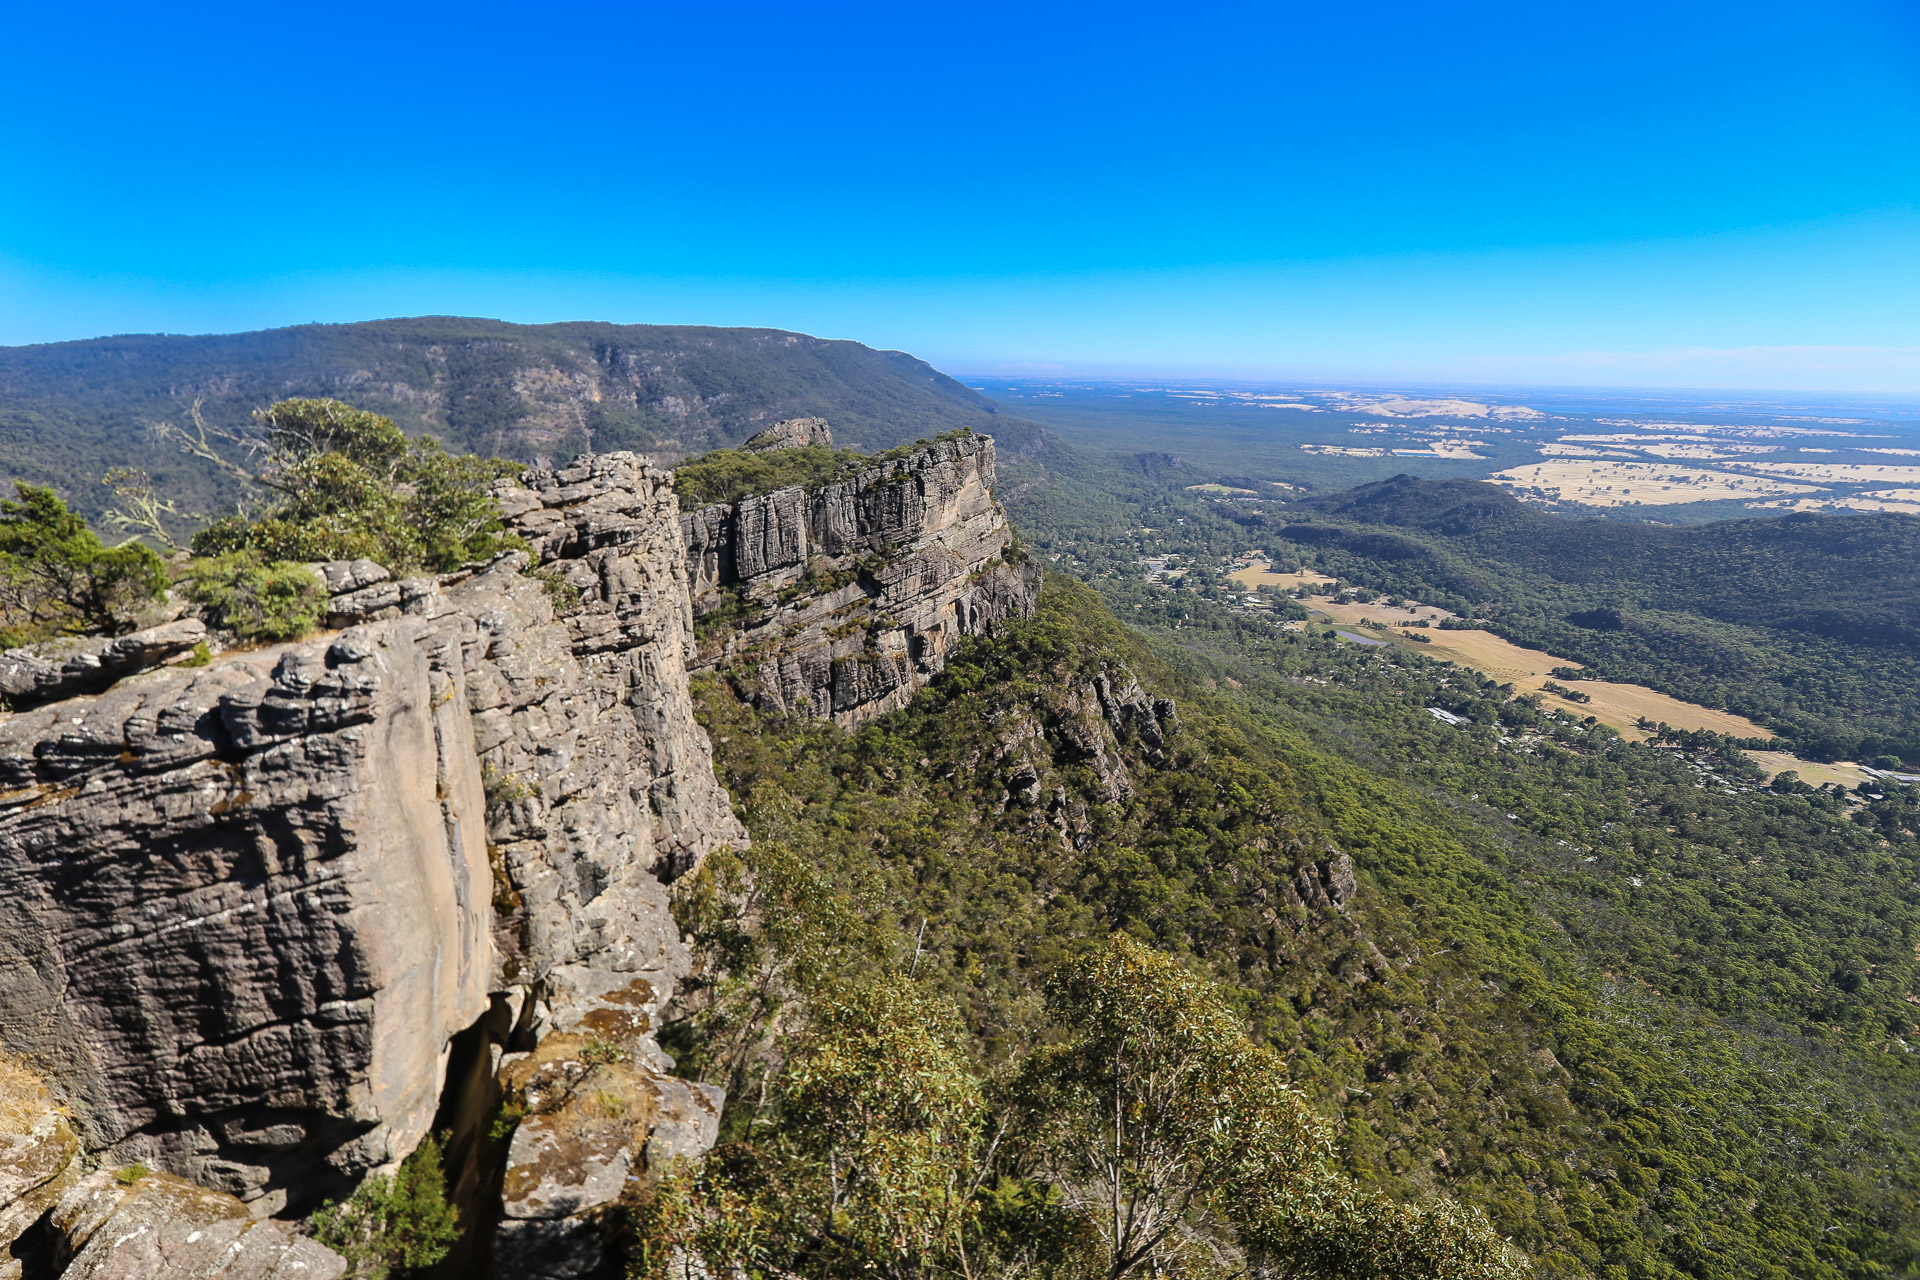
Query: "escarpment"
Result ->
[[0, 436, 1030, 1278], [680, 432, 1040, 725], [0, 452, 743, 1277]]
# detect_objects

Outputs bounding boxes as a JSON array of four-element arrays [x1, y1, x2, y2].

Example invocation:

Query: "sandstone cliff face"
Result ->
[[681, 433, 1040, 726], [0, 437, 1028, 1277], [0, 452, 743, 1277], [0, 616, 494, 1212]]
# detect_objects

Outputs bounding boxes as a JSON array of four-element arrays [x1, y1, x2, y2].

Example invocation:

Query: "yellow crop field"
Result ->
[[1743, 750, 1872, 789], [1301, 599, 1803, 764], [1743, 461, 1920, 484]]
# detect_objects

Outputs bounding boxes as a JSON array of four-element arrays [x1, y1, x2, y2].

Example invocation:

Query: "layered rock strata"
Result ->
[[680, 432, 1039, 725], [0, 452, 743, 1277]]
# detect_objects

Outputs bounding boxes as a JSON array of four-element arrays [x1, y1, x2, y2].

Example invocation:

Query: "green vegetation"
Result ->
[[0, 319, 1035, 529], [309, 1133, 460, 1280], [647, 932, 1519, 1279], [182, 553, 327, 641], [1261, 477, 1920, 763], [191, 397, 523, 572], [671, 444, 871, 508], [661, 576, 1920, 1278], [0, 483, 166, 646]]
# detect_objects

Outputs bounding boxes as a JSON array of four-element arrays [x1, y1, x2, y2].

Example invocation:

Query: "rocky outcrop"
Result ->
[[0, 618, 206, 708], [0, 451, 745, 1277], [41, 1171, 346, 1280], [1, 1058, 340, 1280], [680, 432, 1039, 725], [0, 617, 494, 1211], [742, 416, 832, 451]]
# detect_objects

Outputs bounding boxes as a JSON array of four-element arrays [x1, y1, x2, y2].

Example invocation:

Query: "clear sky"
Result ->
[[4, 1, 1919, 390]]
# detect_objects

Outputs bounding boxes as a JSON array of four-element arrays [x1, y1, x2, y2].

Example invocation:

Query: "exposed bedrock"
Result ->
[[0, 450, 744, 1277], [680, 432, 1040, 725], [0, 438, 1022, 1276], [0, 615, 494, 1212]]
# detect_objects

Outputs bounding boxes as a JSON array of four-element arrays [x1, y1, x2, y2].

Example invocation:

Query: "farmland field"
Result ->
[[1222, 561, 1860, 779], [1489, 459, 1821, 505]]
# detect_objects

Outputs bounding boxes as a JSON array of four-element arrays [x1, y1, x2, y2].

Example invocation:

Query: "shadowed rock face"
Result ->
[[0, 451, 745, 1277], [680, 433, 1040, 725], [0, 618, 494, 1212]]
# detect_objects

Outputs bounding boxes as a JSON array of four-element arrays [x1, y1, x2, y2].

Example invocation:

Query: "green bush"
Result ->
[[189, 398, 524, 573], [672, 445, 869, 508], [0, 483, 166, 646], [184, 552, 327, 641], [310, 1134, 460, 1280]]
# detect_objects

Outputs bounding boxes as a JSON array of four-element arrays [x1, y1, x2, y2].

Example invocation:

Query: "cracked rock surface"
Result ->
[[1, 451, 744, 1277], [680, 433, 1040, 726]]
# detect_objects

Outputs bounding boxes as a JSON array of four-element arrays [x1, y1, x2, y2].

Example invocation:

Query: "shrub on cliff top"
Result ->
[[0, 482, 166, 646], [183, 552, 327, 642], [187, 398, 524, 572], [672, 444, 870, 508]]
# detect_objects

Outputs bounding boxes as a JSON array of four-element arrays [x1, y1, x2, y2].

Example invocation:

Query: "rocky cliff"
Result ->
[[0, 435, 1033, 1278], [681, 432, 1040, 725], [0, 453, 742, 1277]]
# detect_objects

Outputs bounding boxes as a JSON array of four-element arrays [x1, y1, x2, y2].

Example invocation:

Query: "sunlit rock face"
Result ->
[[0, 434, 1026, 1276], [0, 450, 745, 1277], [680, 433, 1040, 726], [0, 616, 496, 1211]]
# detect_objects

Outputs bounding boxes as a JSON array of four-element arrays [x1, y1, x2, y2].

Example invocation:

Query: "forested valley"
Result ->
[[0, 339, 1916, 1278]]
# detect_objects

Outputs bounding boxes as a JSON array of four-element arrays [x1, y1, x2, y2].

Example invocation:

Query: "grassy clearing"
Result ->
[[0, 1051, 53, 1130]]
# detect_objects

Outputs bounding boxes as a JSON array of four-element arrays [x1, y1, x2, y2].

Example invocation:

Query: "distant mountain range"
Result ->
[[0, 317, 1042, 522]]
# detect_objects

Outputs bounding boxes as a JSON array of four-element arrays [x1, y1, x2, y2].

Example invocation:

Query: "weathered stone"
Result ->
[[1092, 669, 1178, 765], [679, 433, 1040, 726], [0, 619, 207, 708], [1, 1057, 84, 1279], [494, 1034, 722, 1280], [49, 1171, 345, 1279], [0, 619, 494, 1209], [489, 452, 746, 884], [1325, 850, 1358, 908], [742, 416, 832, 451], [312, 560, 389, 595]]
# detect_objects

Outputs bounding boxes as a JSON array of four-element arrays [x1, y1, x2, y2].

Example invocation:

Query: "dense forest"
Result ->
[[673, 574, 1920, 1278]]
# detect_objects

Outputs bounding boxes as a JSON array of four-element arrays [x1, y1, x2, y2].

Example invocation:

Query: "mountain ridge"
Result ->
[[0, 317, 1047, 528]]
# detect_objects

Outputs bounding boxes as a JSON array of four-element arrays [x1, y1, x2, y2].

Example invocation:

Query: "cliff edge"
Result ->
[[0, 434, 1028, 1278], [0, 452, 741, 1277], [681, 432, 1040, 725]]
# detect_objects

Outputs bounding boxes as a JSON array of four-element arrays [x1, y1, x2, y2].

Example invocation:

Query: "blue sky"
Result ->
[[3, 1, 1919, 389]]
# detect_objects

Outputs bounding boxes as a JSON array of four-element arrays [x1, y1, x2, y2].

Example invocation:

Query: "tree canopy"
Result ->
[[189, 397, 523, 572], [0, 482, 165, 646]]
